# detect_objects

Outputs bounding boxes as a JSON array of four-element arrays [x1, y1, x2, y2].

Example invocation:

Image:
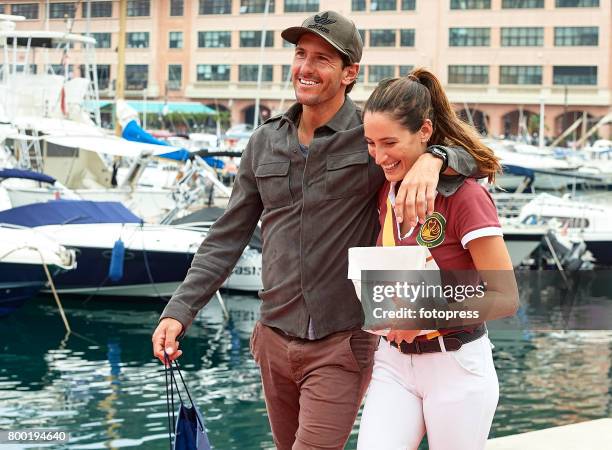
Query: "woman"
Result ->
[[357, 69, 519, 450]]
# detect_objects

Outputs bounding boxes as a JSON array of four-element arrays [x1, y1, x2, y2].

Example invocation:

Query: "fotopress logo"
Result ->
[[355, 269, 612, 332], [358, 269, 516, 331]]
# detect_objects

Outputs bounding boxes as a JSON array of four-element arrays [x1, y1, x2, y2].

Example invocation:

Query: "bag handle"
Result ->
[[164, 352, 177, 450], [163, 353, 205, 441]]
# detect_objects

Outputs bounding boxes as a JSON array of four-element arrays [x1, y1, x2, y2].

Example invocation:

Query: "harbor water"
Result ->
[[0, 285, 610, 450]]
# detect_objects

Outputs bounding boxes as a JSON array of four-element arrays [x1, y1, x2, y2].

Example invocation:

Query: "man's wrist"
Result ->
[[426, 146, 449, 173]]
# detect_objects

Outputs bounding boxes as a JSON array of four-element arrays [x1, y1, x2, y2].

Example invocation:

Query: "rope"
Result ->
[[0, 245, 71, 333]]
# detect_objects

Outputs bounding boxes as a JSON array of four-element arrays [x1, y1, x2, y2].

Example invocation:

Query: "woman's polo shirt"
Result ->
[[376, 178, 502, 270]]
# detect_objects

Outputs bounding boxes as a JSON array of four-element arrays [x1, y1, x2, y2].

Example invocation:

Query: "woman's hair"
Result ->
[[363, 68, 500, 183]]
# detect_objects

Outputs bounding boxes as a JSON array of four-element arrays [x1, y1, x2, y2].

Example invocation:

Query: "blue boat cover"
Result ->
[[0, 200, 142, 227], [501, 164, 535, 179], [0, 168, 56, 184], [122, 120, 191, 162]]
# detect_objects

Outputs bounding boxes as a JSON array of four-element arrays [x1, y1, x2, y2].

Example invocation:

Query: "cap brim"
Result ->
[[281, 26, 350, 61]]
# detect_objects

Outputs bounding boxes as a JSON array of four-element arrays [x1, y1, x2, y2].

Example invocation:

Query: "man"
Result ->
[[153, 11, 479, 450]]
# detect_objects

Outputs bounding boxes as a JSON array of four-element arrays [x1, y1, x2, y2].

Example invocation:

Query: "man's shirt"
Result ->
[[160, 97, 479, 339]]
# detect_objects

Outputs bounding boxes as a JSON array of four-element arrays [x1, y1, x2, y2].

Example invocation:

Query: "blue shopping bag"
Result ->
[[164, 354, 212, 450]]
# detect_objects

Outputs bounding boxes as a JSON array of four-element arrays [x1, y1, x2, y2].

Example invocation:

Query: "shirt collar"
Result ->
[[277, 96, 358, 132]]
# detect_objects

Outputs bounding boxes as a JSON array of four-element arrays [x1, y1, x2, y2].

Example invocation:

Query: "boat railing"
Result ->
[[492, 193, 538, 219]]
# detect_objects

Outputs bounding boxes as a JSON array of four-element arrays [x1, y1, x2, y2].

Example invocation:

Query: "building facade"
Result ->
[[3, 0, 611, 139]]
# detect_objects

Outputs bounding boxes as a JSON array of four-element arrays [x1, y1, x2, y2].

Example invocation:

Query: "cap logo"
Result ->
[[314, 12, 336, 25], [308, 12, 336, 34]]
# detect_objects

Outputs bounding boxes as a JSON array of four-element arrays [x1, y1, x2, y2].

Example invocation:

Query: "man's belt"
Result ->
[[384, 324, 486, 355]]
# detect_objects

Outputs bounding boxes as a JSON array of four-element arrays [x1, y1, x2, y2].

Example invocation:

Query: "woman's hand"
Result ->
[[387, 330, 421, 345]]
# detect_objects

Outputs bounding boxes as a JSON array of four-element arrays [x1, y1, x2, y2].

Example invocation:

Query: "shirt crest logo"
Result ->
[[416, 212, 446, 248]]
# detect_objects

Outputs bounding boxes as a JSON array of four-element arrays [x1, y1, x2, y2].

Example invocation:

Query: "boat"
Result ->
[[0, 224, 76, 316], [502, 193, 612, 266], [501, 222, 550, 267], [0, 200, 262, 297]]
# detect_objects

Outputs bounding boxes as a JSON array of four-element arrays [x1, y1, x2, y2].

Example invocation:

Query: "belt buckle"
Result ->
[[413, 339, 422, 354]]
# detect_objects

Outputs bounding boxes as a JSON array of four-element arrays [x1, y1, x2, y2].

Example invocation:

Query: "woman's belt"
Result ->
[[384, 324, 486, 354]]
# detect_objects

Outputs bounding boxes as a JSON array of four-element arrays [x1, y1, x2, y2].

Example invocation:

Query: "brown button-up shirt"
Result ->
[[160, 97, 479, 339]]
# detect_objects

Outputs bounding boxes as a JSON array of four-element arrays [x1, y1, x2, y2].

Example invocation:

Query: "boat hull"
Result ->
[[44, 245, 262, 297], [0, 264, 48, 317]]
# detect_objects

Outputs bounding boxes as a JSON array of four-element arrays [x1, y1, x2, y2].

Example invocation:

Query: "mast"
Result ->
[[253, 0, 271, 129], [115, 0, 127, 136]]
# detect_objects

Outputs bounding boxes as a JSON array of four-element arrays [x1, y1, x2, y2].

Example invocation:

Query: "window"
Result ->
[[12, 4, 39, 20], [240, 0, 275, 13], [198, 31, 231, 48], [450, 0, 491, 9], [169, 31, 183, 49], [50, 2, 76, 19], [16, 64, 37, 74], [284, 0, 319, 13], [240, 31, 274, 47], [81, 64, 110, 90], [555, 27, 598, 46], [282, 65, 292, 81], [126, 64, 148, 89], [500, 66, 542, 84], [127, 0, 150, 16], [400, 29, 415, 46], [170, 0, 184, 15], [502, 0, 543, 7], [399, 65, 414, 76], [402, 0, 416, 10], [83, 1, 112, 17], [127, 32, 149, 49], [370, 0, 397, 11], [369, 65, 394, 82], [49, 64, 74, 76], [501, 27, 543, 46], [370, 30, 396, 47], [553, 66, 597, 85], [91, 32, 111, 48], [448, 65, 489, 84], [358, 29, 366, 43], [168, 65, 182, 90], [199, 0, 231, 13], [449, 28, 490, 46], [358, 68, 365, 83], [556, 0, 599, 6], [197, 64, 230, 81], [239, 65, 273, 81], [352, 0, 366, 11], [97, 64, 111, 90]]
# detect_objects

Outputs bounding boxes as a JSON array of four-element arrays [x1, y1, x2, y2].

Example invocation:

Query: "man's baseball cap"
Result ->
[[281, 11, 363, 64]]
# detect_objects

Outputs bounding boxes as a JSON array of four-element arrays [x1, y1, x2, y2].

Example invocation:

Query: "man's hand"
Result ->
[[395, 153, 443, 228], [387, 330, 421, 345], [152, 318, 184, 365]]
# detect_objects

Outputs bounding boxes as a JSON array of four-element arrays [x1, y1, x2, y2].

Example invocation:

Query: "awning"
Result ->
[[96, 101, 216, 115], [44, 134, 183, 158]]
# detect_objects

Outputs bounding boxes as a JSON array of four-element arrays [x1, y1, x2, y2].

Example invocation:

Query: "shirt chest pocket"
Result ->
[[255, 161, 292, 209], [325, 151, 369, 199]]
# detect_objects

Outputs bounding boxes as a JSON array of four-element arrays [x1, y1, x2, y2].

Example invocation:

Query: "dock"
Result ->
[[487, 418, 612, 449]]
